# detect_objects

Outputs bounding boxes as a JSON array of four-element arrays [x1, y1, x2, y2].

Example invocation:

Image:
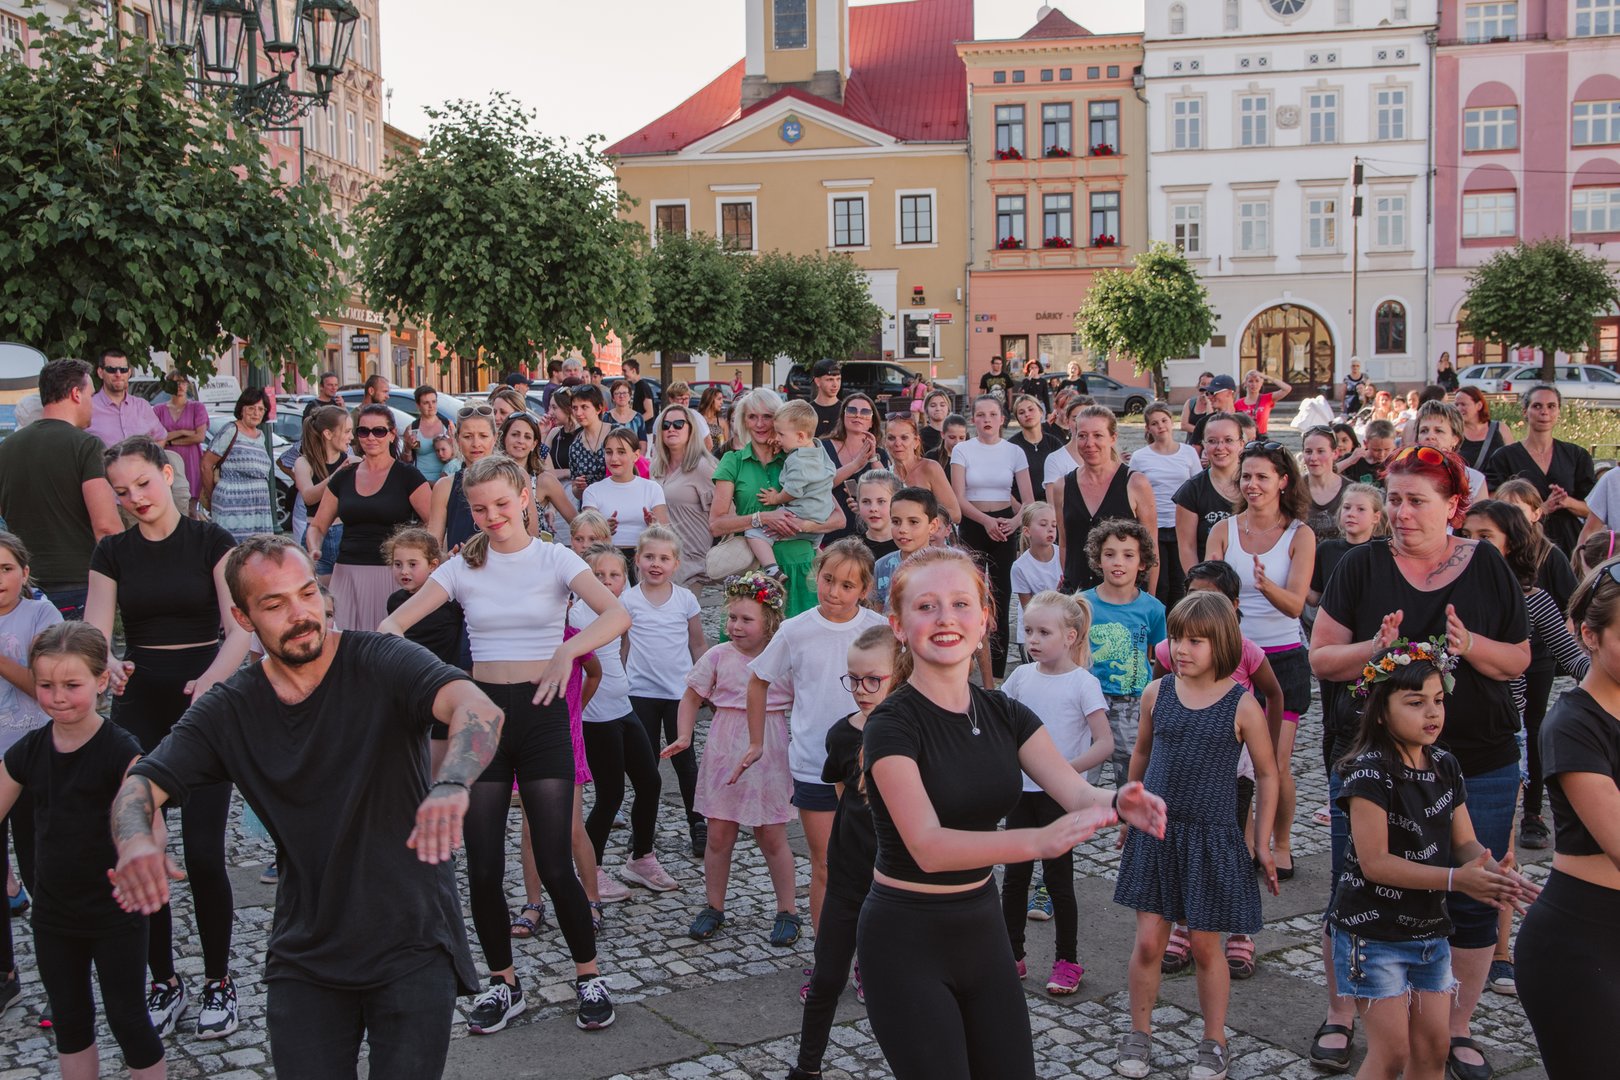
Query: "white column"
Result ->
[[815, 0, 839, 72], [745, 0, 765, 77]]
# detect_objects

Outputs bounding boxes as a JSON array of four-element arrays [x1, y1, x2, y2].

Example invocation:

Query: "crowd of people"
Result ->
[[0, 353, 1612, 1080]]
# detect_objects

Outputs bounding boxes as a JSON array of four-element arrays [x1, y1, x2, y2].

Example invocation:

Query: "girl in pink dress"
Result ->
[[665, 572, 797, 944]]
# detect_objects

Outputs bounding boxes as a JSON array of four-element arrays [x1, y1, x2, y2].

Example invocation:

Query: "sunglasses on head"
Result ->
[[1393, 445, 1447, 466], [458, 404, 496, 419], [101, 365, 130, 375], [1243, 440, 1283, 453], [355, 425, 392, 439], [660, 417, 688, 430]]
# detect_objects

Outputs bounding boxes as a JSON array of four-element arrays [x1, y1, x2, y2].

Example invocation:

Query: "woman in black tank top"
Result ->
[[1052, 407, 1158, 593]]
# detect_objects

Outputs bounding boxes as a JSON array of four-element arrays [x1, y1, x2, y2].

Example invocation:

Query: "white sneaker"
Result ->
[[596, 867, 630, 903], [145, 980, 189, 1037], [196, 978, 239, 1040], [620, 854, 679, 892]]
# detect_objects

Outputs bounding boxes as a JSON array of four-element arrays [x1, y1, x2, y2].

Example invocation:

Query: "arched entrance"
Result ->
[[1239, 303, 1336, 395]]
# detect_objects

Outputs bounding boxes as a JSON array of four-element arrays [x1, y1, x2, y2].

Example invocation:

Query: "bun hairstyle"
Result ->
[[103, 434, 169, 472], [458, 455, 531, 569]]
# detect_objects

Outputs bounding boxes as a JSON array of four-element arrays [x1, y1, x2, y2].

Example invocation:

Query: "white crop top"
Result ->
[[1223, 516, 1304, 649], [429, 539, 590, 661], [950, 438, 1030, 502]]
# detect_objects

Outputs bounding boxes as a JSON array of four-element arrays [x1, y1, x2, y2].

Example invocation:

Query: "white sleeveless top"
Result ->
[[1223, 516, 1304, 649]]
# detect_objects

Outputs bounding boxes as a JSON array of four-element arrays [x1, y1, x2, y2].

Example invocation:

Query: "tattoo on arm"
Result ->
[[111, 777, 157, 846], [437, 705, 503, 787]]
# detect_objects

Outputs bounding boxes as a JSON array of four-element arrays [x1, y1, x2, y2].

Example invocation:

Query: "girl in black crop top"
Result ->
[[856, 547, 1167, 1080], [87, 436, 250, 1033]]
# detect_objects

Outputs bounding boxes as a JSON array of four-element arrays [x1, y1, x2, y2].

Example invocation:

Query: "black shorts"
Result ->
[[1263, 645, 1313, 720], [473, 681, 573, 783]]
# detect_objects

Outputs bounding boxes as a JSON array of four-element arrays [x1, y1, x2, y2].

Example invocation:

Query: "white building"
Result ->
[[1145, 0, 1438, 400]]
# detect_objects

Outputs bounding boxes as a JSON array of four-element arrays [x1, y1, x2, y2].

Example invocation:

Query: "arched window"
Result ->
[[1170, 4, 1187, 34], [1224, 0, 1240, 30], [1456, 307, 1506, 365], [1376, 301, 1407, 355]]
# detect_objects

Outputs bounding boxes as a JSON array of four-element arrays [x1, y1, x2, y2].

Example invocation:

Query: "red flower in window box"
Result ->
[[1043, 236, 1073, 248], [1092, 233, 1118, 247], [1044, 146, 1072, 158], [997, 235, 1024, 250], [1091, 142, 1116, 156], [995, 147, 1024, 161]]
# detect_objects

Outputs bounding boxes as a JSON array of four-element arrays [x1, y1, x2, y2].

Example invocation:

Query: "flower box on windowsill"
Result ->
[[1090, 143, 1116, 156], [997, 236, 1025, 250], [1043, 236, 1073, 248], [1044, 146, 1072, 159], [996, 148, 1024, 161], [1091, 233, 1118, 248]]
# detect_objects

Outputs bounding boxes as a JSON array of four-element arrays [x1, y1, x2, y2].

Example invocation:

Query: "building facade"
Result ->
[[958, 8, 1148, 388], [608, 0, 971, 387], [1433, 0, 1620, 370], [1146, 0, 1438, 400]]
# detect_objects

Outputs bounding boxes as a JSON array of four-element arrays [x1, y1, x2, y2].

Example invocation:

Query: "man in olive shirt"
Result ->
[[0, 359, 122, 618]]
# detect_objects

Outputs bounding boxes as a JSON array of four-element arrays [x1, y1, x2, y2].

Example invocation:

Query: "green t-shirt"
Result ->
[[0, 419, 106, 591], [714, 446, 817, 616]]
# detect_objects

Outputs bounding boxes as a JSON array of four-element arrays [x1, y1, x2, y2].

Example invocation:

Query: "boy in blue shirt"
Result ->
[[1081, 518, 1167, 787]]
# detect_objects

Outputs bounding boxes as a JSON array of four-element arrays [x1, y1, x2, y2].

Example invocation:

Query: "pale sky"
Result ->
[[381, 0, 1146, 146]]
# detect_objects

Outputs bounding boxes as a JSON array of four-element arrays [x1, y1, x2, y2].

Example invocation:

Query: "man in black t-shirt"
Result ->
[[110, 536, 501, 1080], [621, 358, 660, 423], [810, 358, 844, 437], [979, 355, 1012, 403]]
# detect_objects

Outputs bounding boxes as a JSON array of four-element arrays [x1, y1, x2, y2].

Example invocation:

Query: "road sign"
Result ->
[[350, 333, 372, 353]]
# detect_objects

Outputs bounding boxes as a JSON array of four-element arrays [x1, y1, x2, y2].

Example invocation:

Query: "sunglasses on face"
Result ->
[[660, 418, 688, 430], [355, 426, 392, 439], [844, 405, 873, 417], [458, 404, 496, 419], [101, 366, 130, 375], [840, 673, 893, 694]]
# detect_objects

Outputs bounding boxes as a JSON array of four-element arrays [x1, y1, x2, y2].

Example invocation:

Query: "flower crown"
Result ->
[[1353, 637, 1459, 699], [724, 570, 785, 613]]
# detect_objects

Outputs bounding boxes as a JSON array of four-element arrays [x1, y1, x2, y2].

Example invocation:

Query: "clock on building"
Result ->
[[1268, 0, 1309, 15]]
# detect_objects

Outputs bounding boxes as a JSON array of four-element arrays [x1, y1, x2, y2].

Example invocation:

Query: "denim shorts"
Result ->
[[316, 523, 344, 576], [792, 779, 839, 812], [1331, 927, 1456, 1000]]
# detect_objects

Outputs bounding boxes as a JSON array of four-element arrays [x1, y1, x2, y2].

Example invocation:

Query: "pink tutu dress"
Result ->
[[688, 642, 793, 826]]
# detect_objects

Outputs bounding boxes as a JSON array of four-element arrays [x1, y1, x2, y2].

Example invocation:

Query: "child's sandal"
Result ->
[[769, 911, 802, 948], [509, 902, 544, 939], [688, 905, 725, 941], [1161, 924, 1193, 973], [1224, 934, 1257, 980]]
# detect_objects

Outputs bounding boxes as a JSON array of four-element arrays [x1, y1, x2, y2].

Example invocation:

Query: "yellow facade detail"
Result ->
[[716, 116, 877, 153]]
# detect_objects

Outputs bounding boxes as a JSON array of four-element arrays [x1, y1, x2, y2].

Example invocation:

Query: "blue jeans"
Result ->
[[316, 523, 344, 576], [1328, 771, 1349, 897], [43, 585, 87, 622], [265, 955, 457, 1080], [1449, 760, 1521, 949]]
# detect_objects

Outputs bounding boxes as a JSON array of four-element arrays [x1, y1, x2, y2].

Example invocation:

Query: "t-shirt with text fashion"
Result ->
[[385, 588, 465, 668], [749, 604, 888, 783], [1484, 439, 1596, 555], [622, 583, 703, 699], [951, 438, 1030, 503], [1001, 663, 1107, 792], [90, 516, 234, 648], [1128, 443, 1204, 528], [581, 475, 668, 552], [863, 683, 1042, 886], [1172, 470, 1237, 563], [326, 460, 429, 566], [1329, 747, 1466, 942], [4, 720, 142, 936], [568, 601, 631, 722], [0, 419, 107, 592], [1538, 686, 1620, 858], [128, 632, 477, 991], [0, 598, 62, 753], [1082, 587, 1167, 697], [823, 714, 876, 901], [429, 538, 589, 663], [1319, 539, 1527, 777]]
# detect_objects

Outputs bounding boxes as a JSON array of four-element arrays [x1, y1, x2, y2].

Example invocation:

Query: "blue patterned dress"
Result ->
[[1113, 674, 1262, 933], [205, 423, 277, 541]]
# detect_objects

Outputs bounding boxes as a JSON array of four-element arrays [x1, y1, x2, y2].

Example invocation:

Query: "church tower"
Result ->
[[741, 0, 850, 108]]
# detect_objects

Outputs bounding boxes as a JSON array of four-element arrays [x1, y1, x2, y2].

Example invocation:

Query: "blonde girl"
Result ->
[[427, 404, 499, 552], [666, 572, 797, 944], [582, 427, 669, 567], [1010, 501, 1061, 659]]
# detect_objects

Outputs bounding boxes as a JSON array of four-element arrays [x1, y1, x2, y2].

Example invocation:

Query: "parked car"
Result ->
[[132, 373, 243, 416], [782, 361, 920, 413], [1025, 371, 1153, 417], [335, 387, 466, 426], [1456, 362, 1620, 405]]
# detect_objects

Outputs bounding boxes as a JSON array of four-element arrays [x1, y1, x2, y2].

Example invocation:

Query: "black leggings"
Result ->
[[112, 644, 234, 983], [582, 713, 661, 860], [1516, 869, 1620, 1079], [797, 885, 863, 1073], [1154, 527, 1185, 613], [1, 792, 35, 975], [632, 695, 699, 826], [857, 881, 1034, 1080], [1521, 663, 1556, 816], [35, 924, 164, 1068], [1000, 791, 1077, 963], [960, 510, 1017, 678]]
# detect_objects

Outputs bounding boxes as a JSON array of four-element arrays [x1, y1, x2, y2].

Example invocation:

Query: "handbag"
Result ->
[[704, 533, 757, 580]]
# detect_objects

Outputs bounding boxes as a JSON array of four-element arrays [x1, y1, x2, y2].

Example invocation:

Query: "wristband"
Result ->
[[429, 779, 469, 795], [1111, 788, 1121, 812], [1447, 866, 1455, 892]]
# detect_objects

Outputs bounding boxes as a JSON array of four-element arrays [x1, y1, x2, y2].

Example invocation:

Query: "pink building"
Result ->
[[1433, 1, 1620, 370]]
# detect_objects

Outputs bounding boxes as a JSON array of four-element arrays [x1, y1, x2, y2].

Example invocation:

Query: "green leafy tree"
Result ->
[[731, 252, 882, 386], [1460, 238, 1620, 382], [628, 231, 744, 386], [357, 93, 649, 375], [1075, 242, 1217, 400], [0, 10, 348, 384]]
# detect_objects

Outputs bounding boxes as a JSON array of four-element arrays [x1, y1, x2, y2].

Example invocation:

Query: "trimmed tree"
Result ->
[[0, 12, 347, 384], [356, 93, 649, 375], [1460, 239, 1620, 382], [732, 252, 882, 386], [627, 231, 744, 386], [1074, 242, 1218, 401]]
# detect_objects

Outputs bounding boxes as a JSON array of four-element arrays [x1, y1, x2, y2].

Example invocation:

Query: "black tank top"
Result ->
[[1062, 464, 1134, 591], [1459, 421, 1505, 472], [446, 471, 477, 551]]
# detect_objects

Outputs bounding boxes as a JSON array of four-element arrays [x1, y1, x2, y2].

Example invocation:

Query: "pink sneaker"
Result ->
[[1015, 958, 1027, 979], [1045, 959, 1084, 995], [620, 854, 679, 892], [595, 868, 630, 904]]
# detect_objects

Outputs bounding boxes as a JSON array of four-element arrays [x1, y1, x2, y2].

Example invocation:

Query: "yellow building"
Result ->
[[607, 0, 972, 388]]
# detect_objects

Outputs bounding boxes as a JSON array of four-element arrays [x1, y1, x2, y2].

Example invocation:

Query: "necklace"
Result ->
[[1243, 514, 1283, 537], [965, 695, 981, 736]]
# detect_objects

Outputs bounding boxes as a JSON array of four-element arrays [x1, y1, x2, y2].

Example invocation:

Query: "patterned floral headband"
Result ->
[[1353, 637, 1459, 699], [724, 570, 785, 613]]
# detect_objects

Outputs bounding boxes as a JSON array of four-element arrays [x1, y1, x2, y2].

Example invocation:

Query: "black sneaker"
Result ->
[[196, 977, 239, 1039], [1519, 814, 1551, 850], [467, 976, 525, 1035], [689, 820, 708, 858], [0, 970, 19, 1017], [575, 975, 615, 1030], [145, 980, 189, 1037]]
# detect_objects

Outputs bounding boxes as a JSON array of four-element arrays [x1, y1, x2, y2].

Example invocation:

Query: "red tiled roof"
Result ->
[[607, 0, 970, 156], [1021, 7, 1092, 40]]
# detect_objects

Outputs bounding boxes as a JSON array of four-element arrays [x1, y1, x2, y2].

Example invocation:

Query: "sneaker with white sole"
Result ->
[[467, 977, 525, 1035], [595, 867, 630, 903], [1190, 1038, 1228, 1079], [1046, 959, 1083, 995], [1026, 884, 1053, 921], [575, 975, 615, 1030], [145, 980, 189, 1037], [196, 978, 238, 1040], [620, 854, 679, 892], [1115, 1030, 1152, 1078]]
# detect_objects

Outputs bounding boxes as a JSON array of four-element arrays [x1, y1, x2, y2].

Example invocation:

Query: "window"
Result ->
[[1107, 65, 1119, 78], [832, 196, 866, 247], [1043, 193, 1073, 243], [1306, 195, 1340, 252], [363, 118, 375, 171], [1013, 71, 1026, 83], [1393, 0, 1410, 18], [1574, 187, 1620, 232], [1573, 101, 1620, 146], [1, 13, 21, 47], [1059, 68, 1072, 80], [1375, 87, 1407, 141], [773, 0, 807, 49], [1336, 0, 1354, 24], [1042, 103, 1073, 154], [345, 111, 356, 164], [1225, 0, 1240, 30], [1169, 4, 1186, 34], [1172, 202, 1203, 255], [1463, 3, 1518, 42], [1372, 192, 1408, 248], [325, 106, 337, 159], [900, 193, 935, 244], [1041, 70, 1053, 82], [1463, 106, 1518, 150], [359, 16, 372, 68], [1089, 100, 1119, 151], [1376, 301, 1407, 354], [1238, 199, 1271, 254], [1307, 90, 1339, 144], [1239, 95, 1270, 147], [131, 9, 150, 38], [721, 201, 754, 250], [995, 105, 1025, 156], [1090, 192, 1121, 242], [655, 203, 688, 237], [993, 71, 1006, 84], [1087, 66, 1100, 79], [1575, 0, 1618, 36], [1171, 97, 1202, 149], [996, 195, 1026, 246], [1462, 192, 1516, 237]]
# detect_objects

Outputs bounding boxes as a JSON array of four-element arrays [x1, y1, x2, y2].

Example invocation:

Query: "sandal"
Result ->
[[687, 905, 725, 942], [1224, 934, 1257, 979], [769, 911, 803, 948], [1161, 924, 1193, 974], [1446, 1036, 1493, 1080], [590, 902, 604, 934], [509, 902, 544, 939], [1309, 1021, 1354, 1073]]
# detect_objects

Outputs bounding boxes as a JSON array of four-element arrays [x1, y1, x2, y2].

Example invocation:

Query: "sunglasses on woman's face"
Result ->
[[355, 425, 392, 439], [844, 405, 873, 417], [661, 418, 688, 431]]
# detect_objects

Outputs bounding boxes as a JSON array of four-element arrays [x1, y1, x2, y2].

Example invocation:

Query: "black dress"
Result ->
[[1061, 465, 1135, 591], [1485, 440, 1596, 555]]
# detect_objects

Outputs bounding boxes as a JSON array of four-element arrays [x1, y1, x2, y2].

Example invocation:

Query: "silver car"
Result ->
[[1456, 362, 1620, 405]]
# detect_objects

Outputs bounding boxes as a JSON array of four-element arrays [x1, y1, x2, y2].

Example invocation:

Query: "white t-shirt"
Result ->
[[582, 475, 667, 551], [0, 596, 62, 753], [1588, 466, 1620, 530], [1127, 443, 1204, 528], [569, 600, 632, 723], [1042, 445, 1082, 492], [622, 583, 702, 698], [1466, 465, 1487, 508], [1001, 664, 1108, 792], [748, 605, 888, 783], [950, 438, 1029, 502], [429, 539, 589, 662], [1009, 548, 1062, 645]]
